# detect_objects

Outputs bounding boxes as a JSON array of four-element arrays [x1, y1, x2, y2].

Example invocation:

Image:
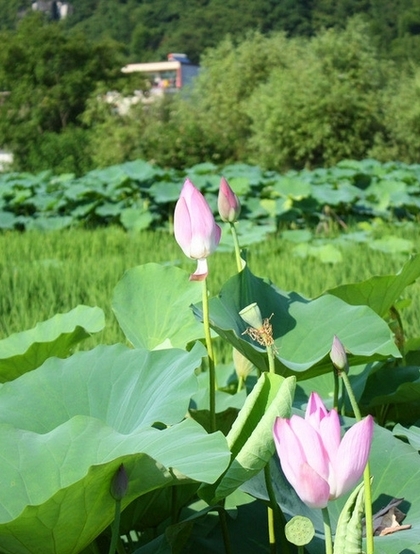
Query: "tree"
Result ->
[[0, 12, 124, 173], [246, 19, 393, 170]]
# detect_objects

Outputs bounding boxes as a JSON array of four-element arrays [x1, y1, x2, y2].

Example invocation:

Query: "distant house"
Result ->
[[32, 1, 73, 20], [122, 53, 199, 94]]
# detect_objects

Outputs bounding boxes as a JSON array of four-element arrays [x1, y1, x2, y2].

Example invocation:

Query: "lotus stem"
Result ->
[[340, 371, 374, 554], [108, 499, 121, 554], [333, 367, 339, 411], [264, 462, 290, 554], [267, 344, 276, 375], [322, 506, 333, 554], [236, 374, 244, 393], [202, 277, 217, 433], [229, 221, 243, 273]]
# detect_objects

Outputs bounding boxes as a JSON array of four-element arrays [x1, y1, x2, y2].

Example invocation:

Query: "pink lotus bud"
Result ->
[[218, 177, 241, 222], [273, 392, 373, 509], [330, 335, 349, 372], [174, 179, 221, 280]]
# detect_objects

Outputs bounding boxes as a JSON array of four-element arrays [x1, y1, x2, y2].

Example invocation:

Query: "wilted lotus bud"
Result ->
[[218, 177, 241, 223], [330, 335, 349, 373], [239, 302, 263, 329], [233, 347, 254, 380], [111, 463, 128, 501]]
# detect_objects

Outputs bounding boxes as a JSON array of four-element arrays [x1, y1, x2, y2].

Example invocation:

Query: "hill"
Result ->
[[1, 0, 420, 64]]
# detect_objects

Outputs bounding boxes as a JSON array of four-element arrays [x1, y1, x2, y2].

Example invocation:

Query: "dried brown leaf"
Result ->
[[371, 498, 412, 536]]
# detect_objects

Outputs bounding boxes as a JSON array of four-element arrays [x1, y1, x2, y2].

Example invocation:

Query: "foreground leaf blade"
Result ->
[[0, 305, 105, 382]]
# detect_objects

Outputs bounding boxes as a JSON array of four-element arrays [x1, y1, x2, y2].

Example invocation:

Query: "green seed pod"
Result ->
[[285, 515, 315, 546]]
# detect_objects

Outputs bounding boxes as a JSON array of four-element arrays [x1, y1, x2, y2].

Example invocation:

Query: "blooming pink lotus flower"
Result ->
[[218, 177, 241, 222], [273, 392, 373, 509], [174, 178, 221, 280]]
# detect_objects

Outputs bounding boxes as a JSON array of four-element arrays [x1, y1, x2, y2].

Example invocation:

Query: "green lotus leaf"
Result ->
[[94, 201, 123, 217], [149, 181, 182, 203], [0, 210, 17, 229], [120, 208, 154, 231], [193, 266, 400, 378], [112, 264, 204, 349], [368, 236, 413, 254], [120, 159, 164, 181], [272, 177, 312, 200], [0, 343, 230, 554], [311, 182, 360, 205], [282, 229, 313, 243], [293, 243, 343, 264], [0, 305, 105, 383], [25, 216, 73, 230], [327, 254, 420, 317], [393, 423, 420, 450], [360, 364, 420, 424]]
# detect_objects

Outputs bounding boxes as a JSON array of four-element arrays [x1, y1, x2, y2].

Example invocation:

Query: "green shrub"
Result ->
[[23, 126, 93, 176], [246, 19, 392, 170], [369, 67, 420, 164]]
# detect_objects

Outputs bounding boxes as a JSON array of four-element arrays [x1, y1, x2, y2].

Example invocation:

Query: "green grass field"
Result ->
[[1, 224, 419, 358]]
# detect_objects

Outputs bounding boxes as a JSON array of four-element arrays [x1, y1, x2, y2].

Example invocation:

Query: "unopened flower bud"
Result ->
[[111, 463, 128, 500], [233, 348, 254, 379], [218, 177, 241, 223], [330, 335, 349, 373], [239, 302, 263, 329]]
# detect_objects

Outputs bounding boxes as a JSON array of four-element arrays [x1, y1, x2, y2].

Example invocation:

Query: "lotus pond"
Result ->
[[0, 160, 419, 554]]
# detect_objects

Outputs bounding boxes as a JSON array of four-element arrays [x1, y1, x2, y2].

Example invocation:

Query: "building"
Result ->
[[121, 53, 199, 93], [32, 1, 73, 20]]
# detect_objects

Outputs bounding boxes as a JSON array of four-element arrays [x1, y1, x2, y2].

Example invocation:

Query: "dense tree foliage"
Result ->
[[83, 20, 420, 172], [1, 2, 420, 174], [246, 19, 392, 168], [0, 12, 124, 174], [2, 0, 420, 64]]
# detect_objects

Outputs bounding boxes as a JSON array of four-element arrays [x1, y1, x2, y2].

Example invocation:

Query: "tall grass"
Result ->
[[1, 225, 419, 356]]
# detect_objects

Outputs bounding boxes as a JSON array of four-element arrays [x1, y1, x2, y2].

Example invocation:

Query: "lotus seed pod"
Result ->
[[285, 515, 315, 546]]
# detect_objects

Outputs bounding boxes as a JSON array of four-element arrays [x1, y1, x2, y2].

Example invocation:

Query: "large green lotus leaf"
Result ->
[[360, 364, 420, 425], [148, 181, 182, 203], [0, 305, 105, 383], [368, 236, 414, 254], [112, 264, 204, 349], [0, 343, 230, 554], [272, 176, 312, 199], [327, 254, 420, 317], [310, 182, 360, 205], [242, 419, 420, 554], [0, 343, 201, 431], [25, 216, 74, 230], [217, 220, 276, 251], [120, 208, 154, 231], [294, 362, 371, 410], [0, 210, 17, 229], [199, 373, 295, 504], [393, 423, 420, 450], [0, 421, 229, 554], [193, 267, 400, 378], [293, 243, 343, 264], [120, 159, 164, 182]]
